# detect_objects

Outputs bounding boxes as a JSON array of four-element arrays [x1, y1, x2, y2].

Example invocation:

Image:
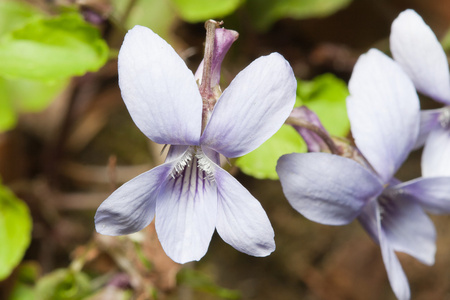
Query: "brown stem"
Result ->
[[285, 117, 342, 155]]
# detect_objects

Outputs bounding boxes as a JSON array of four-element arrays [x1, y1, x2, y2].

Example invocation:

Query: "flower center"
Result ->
[[171, 146, 215, 181]]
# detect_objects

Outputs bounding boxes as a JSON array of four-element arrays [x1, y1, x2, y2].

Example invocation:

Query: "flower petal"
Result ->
[[347, 49, 420, 183], [200, 53, 296, 158], [155, 155, 217, 263], [118, 25, 202, 145], [390, 9, 450, 104], [422, 127, 450, 177], [376, 202, 411, 300], [95, 163, 173, 235], [389, 177, 450, 214], [277, 152, 383, 225], [214, 166, 275, 256], [414, 109, 442, 149], [378, 191, 436, 265]]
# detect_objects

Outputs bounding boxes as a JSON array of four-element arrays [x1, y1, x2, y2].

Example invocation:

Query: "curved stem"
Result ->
[[285, 117, 342, 155]]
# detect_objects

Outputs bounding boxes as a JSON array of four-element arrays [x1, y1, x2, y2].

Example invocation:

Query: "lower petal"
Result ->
[[215, 167, 275, 256], [155, 156, 218, 264], [378, 191, 436, 265], [422, 127, 450, 177], [95, 163, 173, 235]]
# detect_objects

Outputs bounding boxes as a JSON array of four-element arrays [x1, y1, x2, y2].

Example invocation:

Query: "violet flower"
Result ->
[[277, 49, 450, 300], [390, 9, 450, 177], [95, 25, 296, 264]]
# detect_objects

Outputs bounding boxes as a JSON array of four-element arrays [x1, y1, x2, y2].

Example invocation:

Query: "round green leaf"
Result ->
[[170, 0, 242, 23], [0, 183, 32, 280], [0, 13, 109, 80], [296, 73, 350, 137], [235, 124, 307, 180]]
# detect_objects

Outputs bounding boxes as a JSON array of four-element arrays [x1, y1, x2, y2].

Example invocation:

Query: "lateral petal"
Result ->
[[391, 177, 450, 214], [155, 155, 217, 264], [95, 163, 173, 236], [118, 25, 202, 145], [391, 9, 450, 104], [347, 49, 420, 183], [378, 191, 436, 265], [422, 127, 450, 177], [215, 167, 275, 256], [200, 53, 296, 157], [414, 109, 442, 149], [277, 152, 383, 225]]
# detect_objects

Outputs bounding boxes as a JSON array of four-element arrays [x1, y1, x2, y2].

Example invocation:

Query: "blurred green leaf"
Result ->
[[0, 78, 17, 131], [8, 262, 40, 300], [0, 0, 44, 36], [35, 269, 92, 300], [235, 124, 306, 180], [296, 73, 350, 137], [0, 13, 109, 80], [170, 0, 242, 23], [113, 0, 175, 39], [178, 268, 241, 300], [0, 76, 67, 133], [247, 0, 352, 31], [0, 182, 32, 280]]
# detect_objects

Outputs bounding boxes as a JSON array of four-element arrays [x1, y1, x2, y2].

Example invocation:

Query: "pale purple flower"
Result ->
[[390, 9, 450, 177], [277, 49, 450, 300], [94, 25, 297, 264]]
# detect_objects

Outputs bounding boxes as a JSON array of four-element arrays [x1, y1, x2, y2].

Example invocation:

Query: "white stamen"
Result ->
[[170, 146, 215, 181], [171, 147, 195, 178]]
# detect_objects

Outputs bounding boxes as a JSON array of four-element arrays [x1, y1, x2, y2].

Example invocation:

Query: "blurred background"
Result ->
[[0, 0, 450, 299]]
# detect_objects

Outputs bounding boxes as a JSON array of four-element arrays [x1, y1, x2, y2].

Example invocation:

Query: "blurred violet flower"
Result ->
[[390, 9, 450, 177], [95, 25, 297, 264], [277, 49, 450, 300]]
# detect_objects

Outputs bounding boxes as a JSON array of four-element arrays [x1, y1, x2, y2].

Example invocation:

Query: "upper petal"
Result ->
[[347, 49, 420, 183], [422, 127, 450, 177], [389, 177, 450, 214], [215, 166, 275, 257], [277, 152, 384, 225], [378, 191, 436, 265], [390, 9, 450, 104], [200, 53, 296, 158], [95, 163, 173, 235], [118, 25, 202, 145], [155, 153, 217, 264]]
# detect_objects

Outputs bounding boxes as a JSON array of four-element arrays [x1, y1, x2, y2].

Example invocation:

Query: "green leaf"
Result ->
[[0, 13, 109, 80], [246, 0, 352, 31], [178, 268, 241, 300], [0, 78, 17, 131], [8, 262, 39, 300], [0, 182, 32, 280], [296, 73, 350, 137], [113, 0, 176, 39], [235, 125, 306, 180], [35, 269, 92, 300], [0, 1, 44, 37], [0, 76, 67, 132], [170, 0, 242, 23]]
